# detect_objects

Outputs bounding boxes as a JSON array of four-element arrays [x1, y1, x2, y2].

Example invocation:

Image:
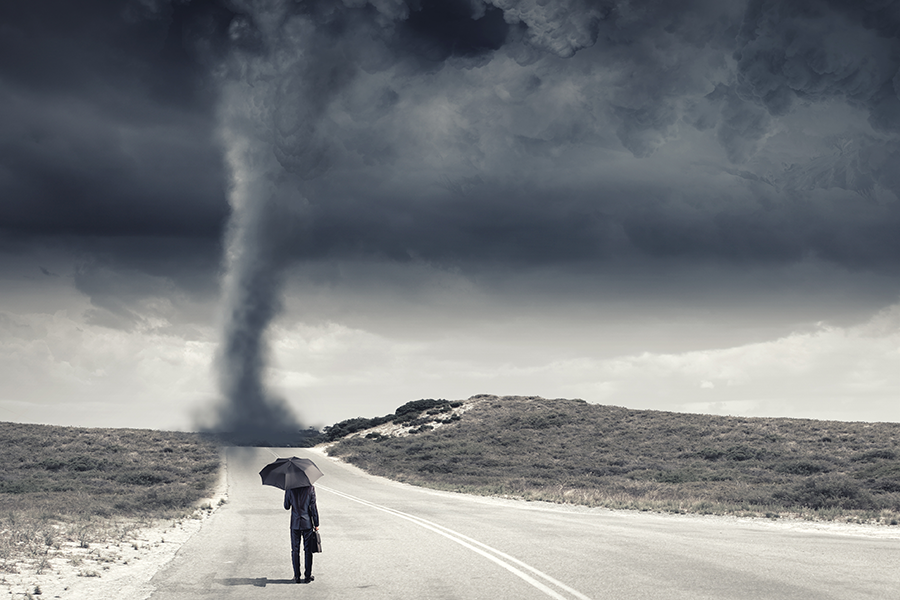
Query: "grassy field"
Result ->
[[327, 395, 900, 524], [0, 421, 221, 573]]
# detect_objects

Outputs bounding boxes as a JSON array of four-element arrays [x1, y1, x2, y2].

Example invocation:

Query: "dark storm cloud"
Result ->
[[287, 167, 900, 270], [0, 0, 230, 240], [733, 0, 900, 125], [201, 0, 900, 274], [396, 0, 511, 61], [4, 0, 900, 273], [0, 97, 227, 238]]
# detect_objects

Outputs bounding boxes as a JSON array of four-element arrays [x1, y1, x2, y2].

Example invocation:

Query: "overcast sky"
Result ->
[[2, 0, 900, 432]]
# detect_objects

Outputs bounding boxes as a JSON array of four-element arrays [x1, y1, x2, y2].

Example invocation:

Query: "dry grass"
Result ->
[[327, 395, 900, 524], [0, 421, 220, 573]]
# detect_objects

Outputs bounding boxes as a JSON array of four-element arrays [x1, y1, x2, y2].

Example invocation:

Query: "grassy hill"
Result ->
[[326, 395, 900, 524], [0, 421, 220, 570]]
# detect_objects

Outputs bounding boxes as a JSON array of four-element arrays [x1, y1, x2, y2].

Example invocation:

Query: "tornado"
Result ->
[[212, 133, 302, 445], [208, 1, 337, 445], [203, 0, 595, 442]]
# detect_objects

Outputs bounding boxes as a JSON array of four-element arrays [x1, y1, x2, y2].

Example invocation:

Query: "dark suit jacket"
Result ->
[[284, 486, 319, 530]]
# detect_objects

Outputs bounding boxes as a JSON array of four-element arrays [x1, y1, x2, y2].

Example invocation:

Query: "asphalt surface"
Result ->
[[147, 447, 899, 600]]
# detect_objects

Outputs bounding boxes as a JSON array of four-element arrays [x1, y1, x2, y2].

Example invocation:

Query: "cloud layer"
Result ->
[[2, 0, 900, 427], [5, 0, 900, 268]]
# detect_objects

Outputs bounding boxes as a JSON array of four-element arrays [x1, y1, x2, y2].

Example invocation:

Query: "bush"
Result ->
[[38, 458, 66, 472], [724, 446, 761, 461], [775, 478, 876, 510], [323, 399, 456, 440], [323, 417, 379, 441], [395, 399, 450, 417], [852, 449, 897, 462], [697, 448, 724, 461], [868, 479, 900, 493], [118, 471, 171, 486], [775, 461, 830, 475], [66, 455, 103, 472]]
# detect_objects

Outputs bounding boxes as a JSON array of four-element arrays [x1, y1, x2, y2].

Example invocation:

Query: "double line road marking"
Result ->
[[319, 485, 593, 600]]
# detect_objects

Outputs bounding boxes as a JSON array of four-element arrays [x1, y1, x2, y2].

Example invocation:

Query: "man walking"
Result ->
[[284, 485, 319, 583]]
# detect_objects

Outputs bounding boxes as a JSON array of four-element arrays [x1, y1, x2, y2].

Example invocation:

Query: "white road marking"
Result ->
[[319, 485, 594, 600]]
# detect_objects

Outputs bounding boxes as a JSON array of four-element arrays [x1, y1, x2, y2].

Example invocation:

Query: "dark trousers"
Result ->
[[290, 528, 314, 579]]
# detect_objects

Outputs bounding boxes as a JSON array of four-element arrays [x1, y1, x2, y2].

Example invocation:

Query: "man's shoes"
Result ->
[[302, 575, 315, 583], [293, 576, 302, 583]]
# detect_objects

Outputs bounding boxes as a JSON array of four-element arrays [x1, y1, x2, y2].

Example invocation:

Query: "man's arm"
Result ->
[[309, 487, 319, 529], [284, 488, 292, 511]]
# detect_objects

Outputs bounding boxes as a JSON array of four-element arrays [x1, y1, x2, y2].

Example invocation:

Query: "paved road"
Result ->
[[148, 447, 899, 599]]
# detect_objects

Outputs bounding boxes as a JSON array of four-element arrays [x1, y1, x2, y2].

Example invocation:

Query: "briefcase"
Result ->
[[311, 529, 322, 553]]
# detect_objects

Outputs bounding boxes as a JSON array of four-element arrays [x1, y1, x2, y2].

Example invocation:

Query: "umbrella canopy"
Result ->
[[259, 457, 324, 490]]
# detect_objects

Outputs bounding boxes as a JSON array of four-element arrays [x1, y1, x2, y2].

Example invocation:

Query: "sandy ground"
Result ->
[[0, 457, 229, 600]]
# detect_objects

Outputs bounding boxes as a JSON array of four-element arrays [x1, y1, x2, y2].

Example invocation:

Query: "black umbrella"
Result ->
[[259, 456, 324, 490]]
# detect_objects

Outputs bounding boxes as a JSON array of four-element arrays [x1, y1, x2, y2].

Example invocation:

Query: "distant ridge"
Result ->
[[326, 395, 900, 524]]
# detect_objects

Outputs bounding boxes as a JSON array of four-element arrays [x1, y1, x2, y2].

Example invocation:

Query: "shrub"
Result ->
[[395, 399, 450, 417], [775, 478, 876, 510], [724, 446, 760, 461], [66, 455, 102, 472], [775, 461, 830, 475], [118, 472, 171, 486], [38, 458, 66, 472], [697, 448, 724, 461], [852, 449, 897, 462], [323, 417, 377, 441], [867, 479, 900, 493]]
